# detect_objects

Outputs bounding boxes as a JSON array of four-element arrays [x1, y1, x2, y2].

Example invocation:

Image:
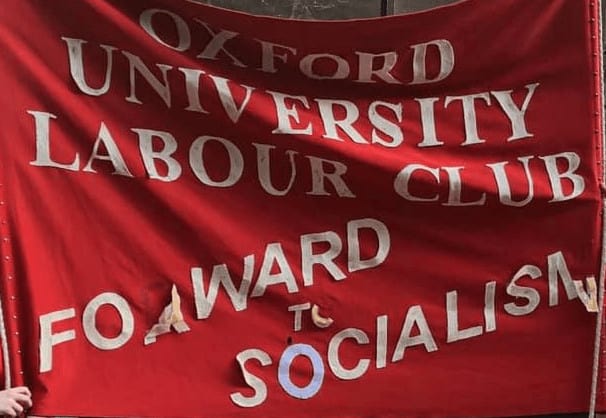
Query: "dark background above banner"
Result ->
[[197, 0, 464, 19]]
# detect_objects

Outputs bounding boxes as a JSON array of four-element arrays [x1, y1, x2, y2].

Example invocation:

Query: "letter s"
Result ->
[[230, 349, 272, 408]]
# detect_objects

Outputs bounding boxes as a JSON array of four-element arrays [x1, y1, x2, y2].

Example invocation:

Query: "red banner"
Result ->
[[0, 0, 603, 417]]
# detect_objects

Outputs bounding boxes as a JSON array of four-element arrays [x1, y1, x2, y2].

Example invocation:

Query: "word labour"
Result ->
[[28, 112, 584, 206]]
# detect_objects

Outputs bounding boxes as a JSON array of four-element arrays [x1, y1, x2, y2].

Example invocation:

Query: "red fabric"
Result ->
[[0, 0, 602, 417]]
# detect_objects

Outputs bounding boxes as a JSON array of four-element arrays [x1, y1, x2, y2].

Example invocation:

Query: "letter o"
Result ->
[[140, 9, 191, 51], [299, 54, 350, 80], [82, 292, 134, 350], [189, 136, 244, 187], [278, 344, 324, 399]]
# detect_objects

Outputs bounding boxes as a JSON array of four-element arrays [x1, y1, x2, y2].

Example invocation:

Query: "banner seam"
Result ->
[[0, 174, 22, 389], [0, 36, 23, 388], [590, 0, 606, 416]]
